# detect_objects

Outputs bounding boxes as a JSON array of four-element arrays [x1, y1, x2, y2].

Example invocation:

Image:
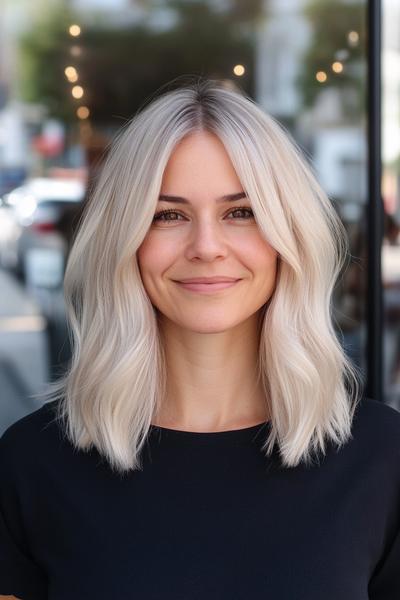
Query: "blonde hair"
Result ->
[[35, 76, 362, 473]]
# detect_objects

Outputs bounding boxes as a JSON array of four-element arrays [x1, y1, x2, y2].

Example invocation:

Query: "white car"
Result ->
[[0, 177, 85, 288]]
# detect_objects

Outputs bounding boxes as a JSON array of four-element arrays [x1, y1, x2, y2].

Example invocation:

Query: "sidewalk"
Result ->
[[0, 268, 50, 435]]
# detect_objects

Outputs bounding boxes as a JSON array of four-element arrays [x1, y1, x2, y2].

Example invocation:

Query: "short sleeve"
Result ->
[[0, 507, 47, 599], [369, 525, 400, 599]]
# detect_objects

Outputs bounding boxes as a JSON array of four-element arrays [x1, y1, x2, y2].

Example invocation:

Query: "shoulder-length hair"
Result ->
[[36, 76, 362, 474]]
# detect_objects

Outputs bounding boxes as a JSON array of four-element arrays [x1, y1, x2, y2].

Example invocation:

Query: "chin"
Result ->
[[178, 316, 247, 334]]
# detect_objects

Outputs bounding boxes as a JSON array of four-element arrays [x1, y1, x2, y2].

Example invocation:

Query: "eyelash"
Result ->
[[152, 206, 255, 224]]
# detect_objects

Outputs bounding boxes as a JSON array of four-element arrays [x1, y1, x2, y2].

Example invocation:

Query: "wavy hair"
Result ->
[[35, 76, 363, 473]]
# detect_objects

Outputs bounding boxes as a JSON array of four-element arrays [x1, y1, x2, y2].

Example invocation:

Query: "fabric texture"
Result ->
[[0, 396, 399, 599]]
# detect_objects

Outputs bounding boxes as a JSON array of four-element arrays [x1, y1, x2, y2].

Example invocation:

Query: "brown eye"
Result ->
[[226, 207, 254, 220], [152, 206, 254, 224], [153, 210, 185, 223]]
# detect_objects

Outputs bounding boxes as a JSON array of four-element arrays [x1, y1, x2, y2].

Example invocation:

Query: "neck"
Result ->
[[153, 312, 269, 431]]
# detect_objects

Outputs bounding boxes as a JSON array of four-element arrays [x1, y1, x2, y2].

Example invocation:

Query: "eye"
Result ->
[[152, 209, 186, 223], [152, 206, 255, 224], [226, 207, 254, 220]]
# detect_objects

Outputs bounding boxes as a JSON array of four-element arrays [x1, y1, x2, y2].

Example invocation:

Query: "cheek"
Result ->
[[136, 241, 160, 306], [240, 235, 278, 271], [137, 235, 174, 280], [136, 238, 155, 282]]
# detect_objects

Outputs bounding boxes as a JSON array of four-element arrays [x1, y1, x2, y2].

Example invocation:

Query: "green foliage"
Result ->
[[17, 0, 260, 126], [296, 0, 366, 117], [19, 5, 81, 123]]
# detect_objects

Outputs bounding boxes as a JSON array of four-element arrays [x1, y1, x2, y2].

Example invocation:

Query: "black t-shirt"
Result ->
[[0, 397, 399, 600]]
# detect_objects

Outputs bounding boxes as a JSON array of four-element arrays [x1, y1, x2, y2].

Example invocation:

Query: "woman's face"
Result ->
[[137, 130, 278, 333]]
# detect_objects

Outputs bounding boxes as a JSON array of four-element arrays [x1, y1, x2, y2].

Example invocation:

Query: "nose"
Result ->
[[183, 217, 229, 262]]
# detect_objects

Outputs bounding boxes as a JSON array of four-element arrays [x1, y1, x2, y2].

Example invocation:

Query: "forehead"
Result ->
[[161, 131, 243, 196], [158, 192, 247, 205]]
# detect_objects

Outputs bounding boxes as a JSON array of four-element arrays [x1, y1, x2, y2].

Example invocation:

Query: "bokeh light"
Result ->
[[348, 30, 359, 46], [332, 61, 344, 73], [64, 66, 78, 82], [76, 106, 90, 119], [316, 71, 327, 83], [69, 24, 81, 37], [72, 85, 84, 99], [233, 64, 245, 76]]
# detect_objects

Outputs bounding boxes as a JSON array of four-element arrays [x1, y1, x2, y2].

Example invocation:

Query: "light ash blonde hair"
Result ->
[[35, 77, 363, 473]]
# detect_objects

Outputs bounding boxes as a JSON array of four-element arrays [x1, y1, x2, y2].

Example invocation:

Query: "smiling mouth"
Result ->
[[174, 280, 241, 293]]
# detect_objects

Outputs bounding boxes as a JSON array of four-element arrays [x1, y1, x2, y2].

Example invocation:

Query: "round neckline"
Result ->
[[148, 420, 271, 443]]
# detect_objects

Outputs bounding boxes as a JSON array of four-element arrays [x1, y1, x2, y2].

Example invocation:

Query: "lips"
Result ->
[[174, 278, 241, 294], [176, 277, 240, 284]]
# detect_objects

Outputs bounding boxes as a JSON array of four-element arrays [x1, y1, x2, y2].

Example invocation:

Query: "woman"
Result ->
[[1, 77, 399, 599]]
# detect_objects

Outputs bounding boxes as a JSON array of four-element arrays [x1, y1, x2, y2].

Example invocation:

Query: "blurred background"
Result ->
[[0, 0, 399, 433]]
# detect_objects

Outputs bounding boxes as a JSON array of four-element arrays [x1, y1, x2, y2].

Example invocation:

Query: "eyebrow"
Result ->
[[158, 191, 248, 204]]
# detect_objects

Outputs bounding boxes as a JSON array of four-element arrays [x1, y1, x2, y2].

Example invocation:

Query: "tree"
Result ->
[[296, 0, 365, 119], [18, 0, 262, 127]]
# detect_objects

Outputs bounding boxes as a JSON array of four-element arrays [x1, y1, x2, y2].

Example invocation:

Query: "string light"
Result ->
[[64, 66, 78, 82], [72, 85, 84, 99], [70, 45, 82, 57], [348, 31, 359, 46], [332, 61, 344, 73], [77, 106, 90, 119], [233, 64, 245, 76], [69, 24, 81, 37]]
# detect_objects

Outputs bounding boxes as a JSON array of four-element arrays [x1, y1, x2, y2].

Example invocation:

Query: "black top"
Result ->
[[0, 397, 399, 600]]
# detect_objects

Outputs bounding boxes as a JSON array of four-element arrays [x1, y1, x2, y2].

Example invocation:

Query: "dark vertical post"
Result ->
[[366, 0, 383, 401]]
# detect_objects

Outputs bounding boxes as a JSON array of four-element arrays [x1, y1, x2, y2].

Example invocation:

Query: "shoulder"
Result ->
[[347, 396, 400, 465], [0, 400, 62, 472], [352, 397, 400, 439], [1, 399, 60, 445]]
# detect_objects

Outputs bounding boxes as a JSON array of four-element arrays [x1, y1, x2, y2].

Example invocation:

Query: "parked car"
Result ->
[[0, 177, 86, 288]]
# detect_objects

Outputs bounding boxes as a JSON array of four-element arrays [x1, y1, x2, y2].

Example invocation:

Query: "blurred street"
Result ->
[[0, 267, 69, 434]]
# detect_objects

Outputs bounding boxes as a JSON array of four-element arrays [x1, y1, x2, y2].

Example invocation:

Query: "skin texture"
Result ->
[[137, 131, 278, 431]]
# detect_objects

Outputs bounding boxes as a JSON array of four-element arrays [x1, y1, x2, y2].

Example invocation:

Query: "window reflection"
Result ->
[[256, 0, 367, 379], [382, 0, 400, 409]]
